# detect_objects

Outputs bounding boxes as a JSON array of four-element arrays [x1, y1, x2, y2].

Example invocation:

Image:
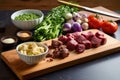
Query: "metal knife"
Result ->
[[58, 0, 120, 18]]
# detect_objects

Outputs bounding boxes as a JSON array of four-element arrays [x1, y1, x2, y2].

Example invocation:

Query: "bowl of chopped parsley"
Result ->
[[11, 9, 44, 30]]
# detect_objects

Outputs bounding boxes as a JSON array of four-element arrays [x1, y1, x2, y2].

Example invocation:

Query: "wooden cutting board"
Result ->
[[1, 29, 120, 80]]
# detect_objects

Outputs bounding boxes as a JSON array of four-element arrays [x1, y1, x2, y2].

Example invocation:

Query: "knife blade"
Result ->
[[58, 0, 120, 18], [83, 6, 120, 18]]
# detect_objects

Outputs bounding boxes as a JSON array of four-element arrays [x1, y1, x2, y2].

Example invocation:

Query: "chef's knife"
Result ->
[[57, 0, 120, 18]]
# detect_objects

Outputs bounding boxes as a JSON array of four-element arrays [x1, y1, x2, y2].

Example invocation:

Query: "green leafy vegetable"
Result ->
[[33, 5, 79, 41]]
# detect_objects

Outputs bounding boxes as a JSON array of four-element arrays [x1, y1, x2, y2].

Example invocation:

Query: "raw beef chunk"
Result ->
[[52, 48, 60, 58], [98, 36, 107, 45], [95, 32, 107, 45], [67, 39, 78, 51], [52, 46, 69, 59], [90, 35, 102, 48], [76, 44, 85, 53], [58, 35, 68, 44], [66, 33, 74, 41], [59, 46, 69, 58], [72, 32, 81, 38], [75, 35, 87, 44], [81, 31, 94, 41], [95, 32, 104, 37], [46, 49, 54, 58], [51, 40, 63, 48], [82, 40, 92, 49]]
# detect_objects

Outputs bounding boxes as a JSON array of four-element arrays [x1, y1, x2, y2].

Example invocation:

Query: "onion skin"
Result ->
[[63, 23, 72, 32], [65, 13, 73, 20], [72, 22, 82, 32], [82, 22, 89, 30]]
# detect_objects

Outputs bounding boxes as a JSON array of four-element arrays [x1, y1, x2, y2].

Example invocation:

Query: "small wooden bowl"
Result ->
[[17, 31, 32, 41], [1, 36, 18, 47]]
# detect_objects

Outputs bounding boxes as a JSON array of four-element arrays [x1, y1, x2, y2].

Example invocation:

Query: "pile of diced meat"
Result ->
[[46, 31, 107, 59], [46, 40, 69, 59]]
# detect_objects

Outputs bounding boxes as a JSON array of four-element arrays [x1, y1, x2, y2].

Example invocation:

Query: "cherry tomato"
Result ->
[[88, 14, 103, 29], [101, 20, 118, 34]]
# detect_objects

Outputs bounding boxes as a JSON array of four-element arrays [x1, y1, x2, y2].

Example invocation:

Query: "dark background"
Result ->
[[0, 0, 120, 10]]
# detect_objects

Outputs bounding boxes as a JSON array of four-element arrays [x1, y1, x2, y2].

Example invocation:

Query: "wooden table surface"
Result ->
[[0, 0, 120, 10]]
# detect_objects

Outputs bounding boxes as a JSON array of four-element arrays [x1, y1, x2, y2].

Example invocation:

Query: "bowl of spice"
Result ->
[[1, 36, 18, 48], [17, 31, 32, 41], [11, 9, 44, 30]]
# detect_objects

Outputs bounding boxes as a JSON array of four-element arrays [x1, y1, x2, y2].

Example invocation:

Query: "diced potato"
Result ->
[[18, 42, 45, 56]]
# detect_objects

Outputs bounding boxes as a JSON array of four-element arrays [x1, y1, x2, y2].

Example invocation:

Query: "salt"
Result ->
[[2, 38, 15, 44]]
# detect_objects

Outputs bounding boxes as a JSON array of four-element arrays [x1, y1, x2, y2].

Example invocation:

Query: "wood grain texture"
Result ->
[[0, 0, 120, 10], [1, 29, 120, 80]]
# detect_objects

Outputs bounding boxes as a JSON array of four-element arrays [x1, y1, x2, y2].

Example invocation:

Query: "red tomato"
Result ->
[[101, 21, 118, 34], [88, 14, 103, 29]]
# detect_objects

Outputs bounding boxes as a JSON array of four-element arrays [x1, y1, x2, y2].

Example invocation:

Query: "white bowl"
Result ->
[[11, 9, 44, 30], [16, 42, 48, 65]]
